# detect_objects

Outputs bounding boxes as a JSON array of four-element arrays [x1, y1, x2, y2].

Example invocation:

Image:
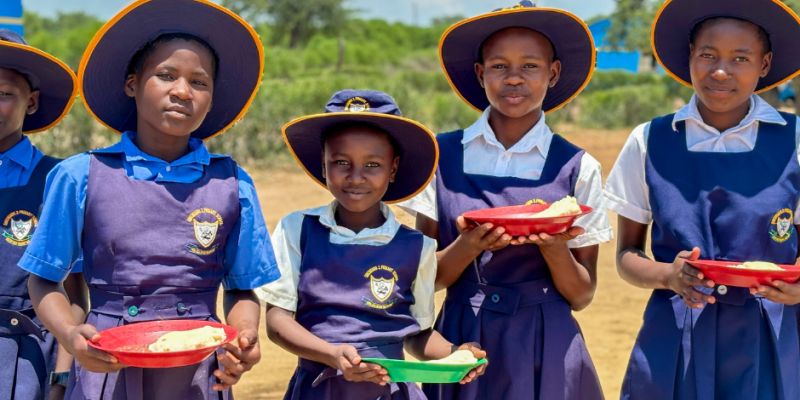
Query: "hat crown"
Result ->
[[325, 90, 403, 116], [493, 1, 535, 12], [0, 29, 27, 46]]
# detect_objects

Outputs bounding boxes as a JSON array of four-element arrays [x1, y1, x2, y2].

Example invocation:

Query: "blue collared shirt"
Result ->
[[0, 136, 44, 188], [18, 132, 280, 289]]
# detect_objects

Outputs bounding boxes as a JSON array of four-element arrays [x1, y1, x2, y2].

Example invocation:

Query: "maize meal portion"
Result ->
[[729, 261, 784, 271], [148, 326, 227, 352], [529, 196, 582, 218], [427, 350, 479, 365]]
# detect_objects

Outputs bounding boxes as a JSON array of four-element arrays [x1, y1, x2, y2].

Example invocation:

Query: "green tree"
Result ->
[[605, 0, 657, 54], [222, 0, 350, 48]]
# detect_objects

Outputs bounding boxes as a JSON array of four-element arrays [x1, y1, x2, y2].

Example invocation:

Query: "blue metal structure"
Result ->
[[0, 0, 23, 35], [588, 18, 640, 72]]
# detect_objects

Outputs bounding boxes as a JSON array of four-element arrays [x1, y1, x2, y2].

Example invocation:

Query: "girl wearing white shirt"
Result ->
[[605, 1, 800, 398], [398, 3, 611, 399]]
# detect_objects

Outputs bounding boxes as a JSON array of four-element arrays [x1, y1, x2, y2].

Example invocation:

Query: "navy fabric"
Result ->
[[65, 152, 240, 400], [281, 215, 425, 399], [0, 28, 75, 133], [283, 89, 438, 203], [652, 0, 800, 92], [80, 0, 262, 140], [621, 113, 800, 399], [439, 2, 594, 112], [425, 130, 602, 400], [0, 155, 60, 400]]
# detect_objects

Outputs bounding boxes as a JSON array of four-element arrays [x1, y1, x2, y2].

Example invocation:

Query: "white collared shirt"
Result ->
[[605, 94, 800, 224], [256, 201, 437, 330], [397, 107, 613, 248]]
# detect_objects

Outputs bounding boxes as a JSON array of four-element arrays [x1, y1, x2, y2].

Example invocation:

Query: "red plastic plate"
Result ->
[[462, 204, 593, 236], [685, 260, 800, 288], [87, 320, 238, 369]]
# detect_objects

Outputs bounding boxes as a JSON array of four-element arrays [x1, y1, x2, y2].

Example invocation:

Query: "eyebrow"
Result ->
[[330, 152, 386, 160], [162, 64, 210, 77]]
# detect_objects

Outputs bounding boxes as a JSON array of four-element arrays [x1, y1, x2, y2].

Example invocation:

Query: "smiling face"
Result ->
[[321, 125, 399, 214], [0, 67, 38, 151], [125, 38, 215, 138], [689, 18, 772, 114], [474, 27, 561, 119]]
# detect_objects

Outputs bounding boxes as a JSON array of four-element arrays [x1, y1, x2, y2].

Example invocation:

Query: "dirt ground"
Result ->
[[230, 125, 652, 399]]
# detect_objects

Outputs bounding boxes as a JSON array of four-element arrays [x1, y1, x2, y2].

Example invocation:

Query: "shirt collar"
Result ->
[[118, 131, 211, 166], [303, 200, 400, 243], [0, 136, 36, 170], [672, 94, 786, 132], [462, 107, 552, 157]]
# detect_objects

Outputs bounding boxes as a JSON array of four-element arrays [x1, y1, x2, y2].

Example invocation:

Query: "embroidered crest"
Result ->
[[525, 199, 546, 205], [362, 265, 399, 309], [185, 208, 223, 255], [769, 208, 794, 243], [3, 210, 37, 246], [344, 97, 370, 113]]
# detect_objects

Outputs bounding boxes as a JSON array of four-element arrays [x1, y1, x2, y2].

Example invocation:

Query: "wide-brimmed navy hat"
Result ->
[[0, 29, 77, 133], [439, 1, 595, 113], [78, 0, 263, 140], [284, 90, 438, 203], [653, 0, 800, 93]]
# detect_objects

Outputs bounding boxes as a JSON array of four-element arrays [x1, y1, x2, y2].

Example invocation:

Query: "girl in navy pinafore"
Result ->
[[0, 29, 79, 399], [259, 90, 487, 400], [605, 1, 800, 398], [17, 1, 280, 399], [398, 3, 610, 399]]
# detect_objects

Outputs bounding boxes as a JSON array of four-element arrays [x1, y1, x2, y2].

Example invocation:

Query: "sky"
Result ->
[[20, 0, 616, 25]]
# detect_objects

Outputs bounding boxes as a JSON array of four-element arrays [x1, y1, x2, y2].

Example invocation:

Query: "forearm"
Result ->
[[28, 276, 78, 343], [265, 305, 338, 367], [54, 273, 89, 371], [223, 290, 260, 335], [435, 237, 481, 291], [403, 329, 454, 361], [617, 247, 672, 290], [542, 245, 595, 311]]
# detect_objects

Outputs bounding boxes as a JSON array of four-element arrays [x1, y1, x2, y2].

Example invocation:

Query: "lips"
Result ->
[[165, 105, 191, 117], [343, 189, 370, 198], [501, 92, 527, 104]]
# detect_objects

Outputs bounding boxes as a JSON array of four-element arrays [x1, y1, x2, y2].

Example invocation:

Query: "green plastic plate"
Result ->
[[360, 358, 488, 383]]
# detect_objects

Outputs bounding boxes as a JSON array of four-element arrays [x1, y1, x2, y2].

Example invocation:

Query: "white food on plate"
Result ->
[[427, 350, 479, 365], [148, 326, 226, 352]]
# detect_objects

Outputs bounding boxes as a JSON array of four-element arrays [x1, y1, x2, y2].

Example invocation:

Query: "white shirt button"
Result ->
[[10, 318, 18, 326], [717, 285, 728, 295], [165, 166, 171, 172], [0, 160, 4, 166]]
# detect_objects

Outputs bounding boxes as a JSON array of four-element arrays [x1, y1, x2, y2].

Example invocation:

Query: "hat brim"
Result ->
[[0, 41, 77, 134], [78, 0, 264, 141], [284, 113, 439, 204], [439, 8, 596, 113], [653, 0, 800, 93]]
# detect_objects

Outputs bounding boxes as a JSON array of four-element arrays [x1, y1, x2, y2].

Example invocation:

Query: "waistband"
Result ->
[[692, 285, 755, 306], [89, 288, 217, 323], [446, 278, 564, 315], [0, 308, 43, 339], [298, 341, 405, 386]]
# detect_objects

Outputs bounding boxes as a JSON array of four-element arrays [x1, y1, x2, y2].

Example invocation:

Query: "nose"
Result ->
[[347, 165, 367, 184], [503, 66, 525, 86], [170, 78, 194, 101], [710, 65, 730, 82]]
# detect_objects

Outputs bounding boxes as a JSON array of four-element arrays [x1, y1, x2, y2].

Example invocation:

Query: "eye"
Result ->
[[734, 56, 749, 62], [523, 63, 538, 68], [192, 79, 208, 86], [366, 162, 380, 168], [334, 160, 349, 166], [491, 63, 507, 70], [700, 53, 714, 59], [156, 72, 174, 81], [0, 92, 10, 96]]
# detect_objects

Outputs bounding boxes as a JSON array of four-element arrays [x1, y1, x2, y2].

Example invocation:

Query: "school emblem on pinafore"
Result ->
[[185, 208, 223, 255], [3, 210, 37, 246], [770, 208, 794, 243], [363, 265, 398, 309], [525, 199, 546, 205], [345, 97, 370, 113]]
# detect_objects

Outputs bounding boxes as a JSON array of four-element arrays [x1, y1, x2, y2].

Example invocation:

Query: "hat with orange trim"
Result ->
[[653, 0, 800, 93], [0, 29, 77, 134], [78, 0, 263, 141], [283, 90, 438, 203], [439, 1, 595, 113]]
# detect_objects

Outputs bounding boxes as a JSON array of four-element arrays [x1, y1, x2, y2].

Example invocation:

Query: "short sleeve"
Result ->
[[603, 123, 653, 224], [568, 153, 613, 248], [18, 153, 90, 282], [255, 211, 305, 311], [397, 177, 438, 221], [409, 235, 437, 330], [221, 167, 281, 290]]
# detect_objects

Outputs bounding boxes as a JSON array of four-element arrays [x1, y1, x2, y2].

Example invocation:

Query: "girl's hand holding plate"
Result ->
[[453, 342, 487, 385]]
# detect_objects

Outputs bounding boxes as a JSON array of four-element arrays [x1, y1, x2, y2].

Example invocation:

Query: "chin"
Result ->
[[158, 121, 199, 138]]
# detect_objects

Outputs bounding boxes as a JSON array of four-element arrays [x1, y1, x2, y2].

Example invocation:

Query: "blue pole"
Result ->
[[0, 0, 23, 36]]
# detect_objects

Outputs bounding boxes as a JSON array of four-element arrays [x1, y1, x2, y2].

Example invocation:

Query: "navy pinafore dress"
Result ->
[[424, 131, 603, 400], [64, 150, 240, 400], [621, 114, 800, 400], [282, 215, 427, 400], [0, 156, 60, 400]]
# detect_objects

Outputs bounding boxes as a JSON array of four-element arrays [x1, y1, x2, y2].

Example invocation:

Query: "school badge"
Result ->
[[525, 199, 546, 205], [3, 210, 37, 246], [769, 208, 794, 243], [362, 265, 399, 309], [185, 208, 223, 255], [344, 97, 370, 113]]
